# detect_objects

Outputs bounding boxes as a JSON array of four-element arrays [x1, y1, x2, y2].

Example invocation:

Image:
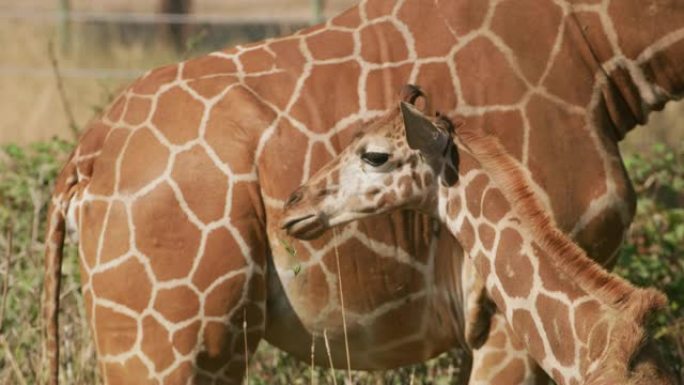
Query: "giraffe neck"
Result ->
[[436, 131, 667, 385], [425, 0, 684, 140]]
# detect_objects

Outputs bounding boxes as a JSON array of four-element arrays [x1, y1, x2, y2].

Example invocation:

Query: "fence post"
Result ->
[[58, 0, 72, 53], [310, 0, 325, 24]]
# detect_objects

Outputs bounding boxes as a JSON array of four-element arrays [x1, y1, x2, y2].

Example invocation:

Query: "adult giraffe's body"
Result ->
[[43, 0, 683, 384]]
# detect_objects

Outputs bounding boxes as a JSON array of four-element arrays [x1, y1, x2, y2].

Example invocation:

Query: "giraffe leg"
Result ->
[[468, 312, 549, 385], [79, 180, 268, 385]]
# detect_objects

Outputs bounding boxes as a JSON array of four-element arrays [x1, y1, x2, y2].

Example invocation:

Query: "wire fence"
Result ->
[[0, 10, 311, 25], [0, 5, 323, 80]]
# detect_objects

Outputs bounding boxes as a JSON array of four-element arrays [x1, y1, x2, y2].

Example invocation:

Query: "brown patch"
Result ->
[[376, 190, 398, 210], [186, 75, 238, 100], [458, 218, 476, 252], [331, 6, 361, 28], [588, 320, 609, 362], [123, 96, 152, 126], [229, 182, 268, 254], [141, 316, 175, 372], [482, 188, 511, 224], [480, 351, 508, 375], [491, 357, 526, 385], [511, 309, 546, 362], [368, 296, 429, 346], [462, 111, 525, 162], [204, 89, 270, 176], [542, 13, 610, 107], [151, 86, 203, 145], [88, 128, 129, 196], [454, 37, 527, 106], [133, 183, 201, 281], [365, 64, 414, 111], [321, 237, 424, 314], [486, 329, 507, 349], [491, 0, 563, 84], [397, 0, 458, 57], [243, 40, 306, 110], [526, 95, 606, 231], [574, 300, 602, 343], [307, 30, 355, 61], [574, 207, 627, 265], [192, 228, 247, 291], [106, 95, 126, 123], [197, 321, 232, 372], [259, 121, 309, 199], [423, 172, 434, 188], [203, 273, 247, 317], [79, 200, 108, 268], [119, 127, 170, 194], [360, 21, 409, 63], [397, 175, 414, 197], [536, 294, 576, 366], [171, 145, 229, 224], [473, 251, 491, 279], [154, 285, 200, 323], [290, 61, 361, 133], [364, 0, 395, 19], [131, 63, 178, 95], [94, 305, 138, 355], [75, 120, 110, 174], [162, 361, 192, 385], [91, 257, 151, 313], [534, 243, 586, 300], [478, 223, 496, 251], [489, 285, 506, 315], [436, 0, 488, 36], [308, 142, 334, 174], [102, 357, 152, 385], [458, 150, 480, 176], [406, 61, 458, 113], [608, 0, 684, 59], [182, 55, 237, 78], [172, 321, 201, 355], [494, 228, 533, 298], [465, 174, 489, 218], [239, 46, 275, 74]]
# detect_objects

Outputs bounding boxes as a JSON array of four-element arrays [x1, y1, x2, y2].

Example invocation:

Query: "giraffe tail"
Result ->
[[42, 158, 78, 385]]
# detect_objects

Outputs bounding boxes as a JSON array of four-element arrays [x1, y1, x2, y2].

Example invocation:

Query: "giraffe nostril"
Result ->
[[285, 188, 305, 208]]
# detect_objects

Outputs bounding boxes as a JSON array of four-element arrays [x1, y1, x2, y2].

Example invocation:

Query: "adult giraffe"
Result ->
[[43, 0, 683, 384], [281, 98, 674, 385]]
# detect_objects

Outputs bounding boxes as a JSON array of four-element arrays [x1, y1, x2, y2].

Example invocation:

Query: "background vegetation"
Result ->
[[0, 138, 681, 384], [1, 0, 683, 383]]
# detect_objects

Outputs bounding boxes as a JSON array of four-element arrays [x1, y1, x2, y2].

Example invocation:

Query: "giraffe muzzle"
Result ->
[[280, 212, 327, 240]]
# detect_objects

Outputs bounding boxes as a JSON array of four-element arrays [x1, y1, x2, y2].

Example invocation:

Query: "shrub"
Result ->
[[616, 143, 684, 379]]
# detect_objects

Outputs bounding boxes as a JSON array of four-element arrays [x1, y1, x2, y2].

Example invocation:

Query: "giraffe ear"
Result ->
[[401, 101, 449, 156], [400, 84, 429, 113]]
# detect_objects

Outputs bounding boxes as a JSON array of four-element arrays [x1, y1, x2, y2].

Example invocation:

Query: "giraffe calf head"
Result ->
[[281, 85, 460, 240]]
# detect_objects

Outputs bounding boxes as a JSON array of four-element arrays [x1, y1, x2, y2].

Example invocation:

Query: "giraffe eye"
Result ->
[[361, 152, 390, 167]]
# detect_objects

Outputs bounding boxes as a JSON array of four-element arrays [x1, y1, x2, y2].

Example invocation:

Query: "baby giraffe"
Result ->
[[281, 86, 674, 385]]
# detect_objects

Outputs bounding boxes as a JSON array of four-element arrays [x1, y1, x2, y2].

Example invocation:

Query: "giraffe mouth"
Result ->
[[281, 213, 327, 240]]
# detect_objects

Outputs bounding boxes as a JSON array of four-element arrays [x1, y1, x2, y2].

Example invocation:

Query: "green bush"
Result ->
[[0, 140, 681, 384], [616, 143, 684, 378]]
